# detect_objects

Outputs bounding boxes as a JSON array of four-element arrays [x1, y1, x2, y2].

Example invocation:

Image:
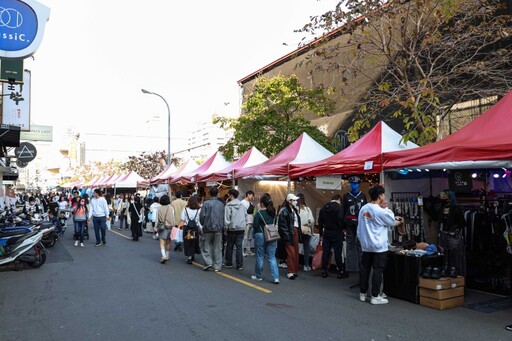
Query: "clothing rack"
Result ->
[[390, 192, 423, 243]]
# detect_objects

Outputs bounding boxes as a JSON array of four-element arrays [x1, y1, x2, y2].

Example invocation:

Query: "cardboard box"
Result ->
[[419, 286, 464, 300], [418, 276, 465, 290], [420, 295, 464, 310]]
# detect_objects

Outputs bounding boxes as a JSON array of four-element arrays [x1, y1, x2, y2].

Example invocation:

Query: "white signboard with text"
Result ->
[[316, 175, 343, 190], [2, 70, 30, 131]]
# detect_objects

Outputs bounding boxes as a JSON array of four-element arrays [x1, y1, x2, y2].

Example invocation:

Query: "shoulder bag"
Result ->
[[257, 211, 280, 242], [156, 206, 170, 232]]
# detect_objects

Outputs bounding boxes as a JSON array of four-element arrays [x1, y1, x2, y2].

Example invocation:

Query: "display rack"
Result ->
[[391, 192, 424, 242]]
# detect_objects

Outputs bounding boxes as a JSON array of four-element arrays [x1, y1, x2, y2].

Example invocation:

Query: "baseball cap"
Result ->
[[287, 193, 299, 201], [348, 176, 361, 184]]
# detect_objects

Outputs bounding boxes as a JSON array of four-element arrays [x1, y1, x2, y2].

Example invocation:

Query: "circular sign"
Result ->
[[16, 160, 27, 168], [14, 142, 37, 162]]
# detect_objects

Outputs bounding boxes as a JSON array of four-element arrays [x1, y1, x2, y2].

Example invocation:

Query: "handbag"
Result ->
[[257, 211, 280, 242], [156, 206, 171, 232], [312, 240, 331, 270]]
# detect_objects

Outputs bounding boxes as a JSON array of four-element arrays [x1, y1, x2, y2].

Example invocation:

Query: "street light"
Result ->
[[141, 89, 171, 165]]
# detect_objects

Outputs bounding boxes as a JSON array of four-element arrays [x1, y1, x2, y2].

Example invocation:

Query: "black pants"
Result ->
[[360, 251, 387, 298], [225, 231, 244, 268], [322, 229, 344, 271]]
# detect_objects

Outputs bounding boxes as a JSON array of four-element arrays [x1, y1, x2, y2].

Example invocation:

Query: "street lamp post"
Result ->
[[141, 89, 171, 165]]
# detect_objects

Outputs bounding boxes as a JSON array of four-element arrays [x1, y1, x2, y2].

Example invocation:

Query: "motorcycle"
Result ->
[[0, 228, 47, 269]]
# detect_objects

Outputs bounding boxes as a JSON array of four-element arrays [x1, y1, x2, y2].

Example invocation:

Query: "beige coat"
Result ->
[[157, 204, 175, 228]]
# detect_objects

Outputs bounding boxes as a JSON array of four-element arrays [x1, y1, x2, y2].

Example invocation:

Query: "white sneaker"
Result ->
[[359, 293, 367, 302], [303, 265, 311, 272], [379, 292, 387, 299], [278, 263, 288, 268], [250, 275, 262, 281], [74, 241, 78, 247], [370, 296, 389, 305], [80, 243, 84, 247]]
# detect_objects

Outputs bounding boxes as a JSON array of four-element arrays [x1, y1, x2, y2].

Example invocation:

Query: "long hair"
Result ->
[[260, 194, 276, 218]]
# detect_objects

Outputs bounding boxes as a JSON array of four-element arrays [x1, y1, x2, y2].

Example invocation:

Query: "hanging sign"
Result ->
[[14, 141, 37, 162], [2, 69, 30, 130], [448, 170, 472, 193], [316, 175, 343, 190], [0, 0, 51, 59]]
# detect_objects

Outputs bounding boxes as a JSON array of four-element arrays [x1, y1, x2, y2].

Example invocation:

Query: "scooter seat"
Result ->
[[6, 231, 38, 245]]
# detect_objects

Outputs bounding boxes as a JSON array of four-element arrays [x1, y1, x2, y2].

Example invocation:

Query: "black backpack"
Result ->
[[185, 209, 199, 230]]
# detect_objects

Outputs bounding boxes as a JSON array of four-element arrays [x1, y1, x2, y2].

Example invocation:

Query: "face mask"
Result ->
[[291, 200, 298, 208]]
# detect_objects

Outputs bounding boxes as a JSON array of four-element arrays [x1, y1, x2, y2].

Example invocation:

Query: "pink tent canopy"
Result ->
[[163, 159, 200, 183], [235, 132, 333, 178], [171, 152, 230, 184], [115, 171, 145, 188], [290, 121, 417, 177], [82, 177, 99, 188], [195, 147, 269, 182], [383, 91, 512, 169], [149, 164, 178, 185], [105, 173, 126, 188]]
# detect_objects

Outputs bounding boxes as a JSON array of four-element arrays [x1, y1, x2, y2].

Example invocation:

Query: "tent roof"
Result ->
[[105, 173, 125, 188], [383, 91, 512, 169], [164, 159, 199, 183], [171, 152, 230, 183], [150, 164, 178, 185], [235, 132, 334, 178], [82, 176, 99, 188], [115, 171, 145, 188], [290, 121, 417, 177], [196, 147, 269, 182]]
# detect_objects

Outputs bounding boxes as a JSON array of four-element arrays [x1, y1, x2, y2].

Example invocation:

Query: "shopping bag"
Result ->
[[106, 219, 111, 231], [311, 244, 323, 270], [171, 226, 179, 241], [176, 229, 184, 243]]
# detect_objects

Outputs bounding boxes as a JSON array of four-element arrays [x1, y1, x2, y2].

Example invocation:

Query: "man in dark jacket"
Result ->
[[318, 194, 347, 279], [199, 187, 225, 272]]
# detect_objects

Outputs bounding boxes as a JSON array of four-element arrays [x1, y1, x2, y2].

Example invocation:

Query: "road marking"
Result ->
[[110, 229, 131, 240], [191, 262, 272, 294]]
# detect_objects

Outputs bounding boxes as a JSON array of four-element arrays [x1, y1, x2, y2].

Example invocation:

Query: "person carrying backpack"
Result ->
[[224, 189, 247, 270], [180, 195, 202, 264]]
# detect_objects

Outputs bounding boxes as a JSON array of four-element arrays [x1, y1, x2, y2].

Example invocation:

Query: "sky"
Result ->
[[25, 0, 340, 152]]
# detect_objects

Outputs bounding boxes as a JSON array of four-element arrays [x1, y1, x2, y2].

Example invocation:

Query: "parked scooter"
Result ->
[[0, 228, 46, 269]]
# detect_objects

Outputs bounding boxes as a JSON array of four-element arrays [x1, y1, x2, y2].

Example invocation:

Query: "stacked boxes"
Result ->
[[418, 276, 465, 310]]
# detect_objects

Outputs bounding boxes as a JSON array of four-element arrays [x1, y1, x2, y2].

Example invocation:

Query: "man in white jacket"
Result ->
[[357, 185, 403, 305]]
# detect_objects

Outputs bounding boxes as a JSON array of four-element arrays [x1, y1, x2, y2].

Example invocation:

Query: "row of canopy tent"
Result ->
[[61, 171, 145, 189], [141, 88, 512, 186]]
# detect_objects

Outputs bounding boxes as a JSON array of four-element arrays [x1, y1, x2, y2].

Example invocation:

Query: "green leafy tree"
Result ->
[[298, 0, 512, 145], [216, 75, 335, 160]]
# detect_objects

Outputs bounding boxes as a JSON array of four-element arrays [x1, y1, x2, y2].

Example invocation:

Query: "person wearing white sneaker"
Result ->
[[297, 194, 314, 273], [72, 199, 88, 249], [74, 241, 79, 247], [357, 186, 403, 305]]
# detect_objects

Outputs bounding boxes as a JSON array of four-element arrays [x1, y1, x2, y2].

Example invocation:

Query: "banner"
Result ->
[[2, 70, 30, 131], [316, 175, 343, 190]]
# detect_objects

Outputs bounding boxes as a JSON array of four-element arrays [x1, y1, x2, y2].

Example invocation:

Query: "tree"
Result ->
[[298, 0, 512, 145], [216, 75, 335, 160], [66, 159, 124, 183], [121, 150, 180, 180]]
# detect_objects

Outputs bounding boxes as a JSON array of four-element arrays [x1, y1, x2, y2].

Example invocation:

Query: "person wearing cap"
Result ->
[[357, 185, 403, 305], [343, 176, 367, 273], [277, 193, 302, 279]]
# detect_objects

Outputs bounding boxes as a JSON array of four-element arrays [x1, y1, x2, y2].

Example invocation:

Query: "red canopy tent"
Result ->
[[235, 132, 333, 178], [195, 147, 268, 182], [171, 151, 230, 184], [290, 121, 417, 177], [149, 164, 178, 185], [383, 91, 512, 169]]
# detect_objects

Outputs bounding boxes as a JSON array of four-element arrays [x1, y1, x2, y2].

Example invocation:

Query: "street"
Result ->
[[0, 223, 510, 341]]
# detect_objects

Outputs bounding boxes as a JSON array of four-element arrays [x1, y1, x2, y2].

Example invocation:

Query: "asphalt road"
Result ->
[[0, 222, 511, 341]]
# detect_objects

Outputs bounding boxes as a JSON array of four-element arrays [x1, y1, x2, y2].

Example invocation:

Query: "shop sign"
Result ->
[[20, 124, 52, 141], [448, 170, 472, 193], [316, 175, 343, 190], [2, 69, 30, 130], [0, 58, 23, 83], [14, 141, 37, 162], [0, 0, 51, 59]]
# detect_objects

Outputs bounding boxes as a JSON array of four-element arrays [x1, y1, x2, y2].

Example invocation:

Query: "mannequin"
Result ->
[[342, 176, 367, 272]]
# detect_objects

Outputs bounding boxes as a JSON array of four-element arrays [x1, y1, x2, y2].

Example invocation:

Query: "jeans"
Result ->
[[302, 234, 311, 267], [360, 251, 387, 298], [322, 229, 344, 271], [92, 216, 107, 245], [74, 220, 85, 243], [118, 213, 126, 229], [225, 231, 244, 268], [253, 232, 279, 280]]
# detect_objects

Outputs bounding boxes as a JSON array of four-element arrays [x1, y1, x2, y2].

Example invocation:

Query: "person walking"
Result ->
[[357, 185, 403, 305], [72, 198, 88, 247], [297, 193, 314, 272], [89, 189, 110, 247], [172, 190, 188, 251], [148, 196, 160, 241], [251, 195, 280, 284], [128, 195, 144, 241], [199, 187, 225, 272], [277, 193, 302, 280], [224, 189, 247, 271], [241, 190, 255, 256], [181, 194, 202, 264], [117, 194, 129, 230], [318, 194, 347, 279], [157, 195, 175, 264]]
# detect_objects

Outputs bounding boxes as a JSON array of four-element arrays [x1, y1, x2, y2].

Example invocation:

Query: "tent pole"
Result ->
[[287, 163, 291, 194], [379, 171, 384, 185]]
